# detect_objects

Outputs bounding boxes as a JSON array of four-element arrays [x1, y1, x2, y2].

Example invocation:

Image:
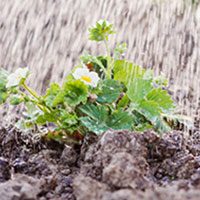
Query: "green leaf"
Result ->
[[131, 109, 149, 125], [146, 88, 175, 113], [26, 102, 39, 116], [136, 100, 161, 123], [127, 78, 153, 103], [43, 83, 61, 107], [97, 79, 122, 103], [78, 103, 108, 122], [106, 109, 135, 130], [23, 102, 42, 121], [88, 20, 115, 41], [0, 68, 9, 78], [117, 93, 130, 108], [0, 92, 8, 105], [10, 95, 23, 105], [0, 69, 8, 88], [15, 120, 27, 130], [52, 91, 65, 107], [135, 123, 153, 132], [36, 112, 58, 125], [113, 60, 146, 86], [154, 118, 172, 134], [114, 43, 127, 59], [17, 102, 43, 130], [80, 117, 108, 135], [154, 73, 168, 86], [79, 51, 94, 64], [63, 79, 88, 106], [0, 69, 9, 104], [61, 113, 78, 126]]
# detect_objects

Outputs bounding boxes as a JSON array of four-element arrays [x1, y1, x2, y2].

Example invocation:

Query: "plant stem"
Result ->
[[94, 58, 109, 78], [104, 36, 112, 79], [18, 90, 45, 113], [22, 83, 64, 128], [22, 83, 40, 101], [22, 83, 52, 114]]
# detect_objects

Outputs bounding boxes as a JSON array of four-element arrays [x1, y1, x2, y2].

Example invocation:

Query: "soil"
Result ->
[[1, 125, 200, 200]]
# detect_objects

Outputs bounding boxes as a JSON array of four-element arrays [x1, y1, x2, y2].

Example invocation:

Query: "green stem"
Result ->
[[94, 58, 109, 78], [18, 90, 45, 113], [22, 83, 40, 101], [104, 36, 112, 79], [22, 83, 52, 114], [21, 83, 63, 129]]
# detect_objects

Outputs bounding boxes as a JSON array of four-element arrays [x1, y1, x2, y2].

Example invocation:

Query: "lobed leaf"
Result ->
[[127, 78, 153, 104], [113, 60, 146, 86], [78, 103, 109, 122], [10, 95, 23, 105], [135, 100, 161, 123], [61, 113, 78, 127], [63, 79, 88, 106], [80, 117, 108, 135], [106, 109, 135, 130], [36, 112, 58, 125], [97, 79, 122, 103], [154, 118, 172, 134], [145, 88, 175, 113], [43, 83, 61, 107]]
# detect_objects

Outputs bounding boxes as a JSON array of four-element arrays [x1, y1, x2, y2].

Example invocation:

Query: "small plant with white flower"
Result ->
[[0, 20, 189, 143], [72, 68, 100, 87]]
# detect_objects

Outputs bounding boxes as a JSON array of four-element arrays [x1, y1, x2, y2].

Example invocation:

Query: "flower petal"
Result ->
[[72, 68, 90, 80], [72, 67, 100, 87], [6, 67, 29, 88], [89, 72, 100, 87], [6, 74, 20, 88]]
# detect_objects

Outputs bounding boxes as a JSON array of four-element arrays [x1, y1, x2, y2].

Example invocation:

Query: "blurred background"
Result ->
[[0, 0, 199, 127]]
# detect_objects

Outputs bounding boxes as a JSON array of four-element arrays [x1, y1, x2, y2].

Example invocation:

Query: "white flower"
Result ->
[[72, 68, 100, 87], [6, 67, 29, 88]]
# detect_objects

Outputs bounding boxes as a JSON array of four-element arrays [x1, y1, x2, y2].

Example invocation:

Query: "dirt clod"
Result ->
[[1, 128, 200, 199]]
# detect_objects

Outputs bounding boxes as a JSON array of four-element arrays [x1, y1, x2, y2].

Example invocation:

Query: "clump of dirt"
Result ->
[[1, 126, 200, 200]]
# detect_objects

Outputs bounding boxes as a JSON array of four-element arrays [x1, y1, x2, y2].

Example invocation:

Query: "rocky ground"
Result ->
[[1, 125, 200, 200]]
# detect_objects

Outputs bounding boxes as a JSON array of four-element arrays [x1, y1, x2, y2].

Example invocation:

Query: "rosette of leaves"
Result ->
[[88, 20, 115, 41]]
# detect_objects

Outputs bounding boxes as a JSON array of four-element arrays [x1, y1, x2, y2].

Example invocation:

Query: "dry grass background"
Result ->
[[0, 0, 199, 126]]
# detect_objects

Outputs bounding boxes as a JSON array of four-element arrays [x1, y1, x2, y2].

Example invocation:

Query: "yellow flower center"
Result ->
[[81, 76, 91, 83], [17, 75, 22, 79]]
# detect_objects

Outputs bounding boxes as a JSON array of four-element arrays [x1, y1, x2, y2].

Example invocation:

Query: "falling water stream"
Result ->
[[0, 0, 199, 129]]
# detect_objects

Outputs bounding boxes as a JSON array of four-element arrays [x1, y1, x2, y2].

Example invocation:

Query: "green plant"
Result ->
[[0, 20, 187, 143]]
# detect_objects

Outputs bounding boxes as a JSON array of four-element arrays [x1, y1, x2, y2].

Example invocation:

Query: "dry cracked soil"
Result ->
[[1, 126, 200, 200]]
